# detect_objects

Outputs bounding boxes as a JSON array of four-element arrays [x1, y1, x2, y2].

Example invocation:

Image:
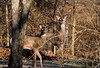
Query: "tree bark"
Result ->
[[6, 0, 9, 47], [8, 0, 32, 68]]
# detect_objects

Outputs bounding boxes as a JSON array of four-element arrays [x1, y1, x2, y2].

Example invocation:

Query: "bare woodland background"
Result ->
[[0, 0, 99, 66]]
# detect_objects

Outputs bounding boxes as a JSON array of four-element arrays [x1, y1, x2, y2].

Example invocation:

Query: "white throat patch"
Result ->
[[42, 34, 46, 37], [61, 24, 65, 28]]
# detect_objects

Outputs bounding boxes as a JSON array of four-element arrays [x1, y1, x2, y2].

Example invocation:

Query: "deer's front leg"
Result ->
[[34, 52, 37, 68], [36, 51, 43, 68]]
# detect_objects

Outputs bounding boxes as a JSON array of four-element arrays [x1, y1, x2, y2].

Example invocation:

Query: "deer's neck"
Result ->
[[61, 23, 65, 34]]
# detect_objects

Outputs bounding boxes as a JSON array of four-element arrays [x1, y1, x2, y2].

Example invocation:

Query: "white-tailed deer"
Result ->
[[10, 32, 54, 68], [40, 16, 67, 57], [52, 16, 67, 57]]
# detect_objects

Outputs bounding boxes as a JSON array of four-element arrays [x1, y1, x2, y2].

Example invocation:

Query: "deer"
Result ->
[[55, 16, 67, 60], [39, 16, 67, 58], [10, 33, 54, 68], [46, 15, 67, 58]]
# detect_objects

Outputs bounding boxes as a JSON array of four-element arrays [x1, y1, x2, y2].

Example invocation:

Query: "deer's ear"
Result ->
[[63, 16, 67, 21], [56, 16, 60, 21], [39, 25, 42, 29]]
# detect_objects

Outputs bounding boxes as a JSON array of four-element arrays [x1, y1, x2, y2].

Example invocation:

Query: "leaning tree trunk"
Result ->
[[8, 0, 32, 68]]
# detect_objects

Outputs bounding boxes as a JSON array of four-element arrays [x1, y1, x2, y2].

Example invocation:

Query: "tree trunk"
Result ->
[[6, 0, 9, 47], [0, 31, 3, 46], [8, 0, 32, 68], [71, 0, 76, 56], [8, 0, 21, 67]]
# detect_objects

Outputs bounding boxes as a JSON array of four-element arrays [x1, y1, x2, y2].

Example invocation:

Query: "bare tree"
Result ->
[[8, 0, 32, 68], [71, 0, 76, 56]]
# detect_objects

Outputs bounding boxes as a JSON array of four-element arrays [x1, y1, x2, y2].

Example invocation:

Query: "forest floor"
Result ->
[[0, 47, 99, 68], [0, 60, 98, 68]]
